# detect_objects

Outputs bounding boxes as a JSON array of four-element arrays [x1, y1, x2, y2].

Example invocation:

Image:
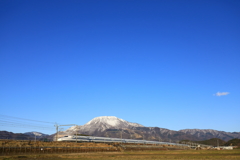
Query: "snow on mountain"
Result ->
[[24, 131, 48, 138], [66, 116, 144, 135], [85, 116, 143, 128]]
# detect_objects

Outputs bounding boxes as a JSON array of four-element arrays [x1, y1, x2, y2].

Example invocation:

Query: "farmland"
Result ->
[[1, 150, 240, 160], [0, 140, 240, 160]]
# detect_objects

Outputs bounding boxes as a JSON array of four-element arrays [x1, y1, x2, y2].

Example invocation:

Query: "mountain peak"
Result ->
[[85, 116, 144, 128], [24, 131, 48, 137], [66, 116, 144, 135], [86, 116, 124, 126]]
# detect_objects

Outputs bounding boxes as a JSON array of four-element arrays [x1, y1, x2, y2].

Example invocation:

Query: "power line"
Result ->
[[0, 122, 54, 130], [0, 118, 54, 127], [0, 114, 56, 132], [0, 114, 55, 124]]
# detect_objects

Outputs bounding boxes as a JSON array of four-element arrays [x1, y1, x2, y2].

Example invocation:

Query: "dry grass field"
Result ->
[[0, 140, 113, 148], [1, 150, 240, 160], [1, 140, 239, 159]]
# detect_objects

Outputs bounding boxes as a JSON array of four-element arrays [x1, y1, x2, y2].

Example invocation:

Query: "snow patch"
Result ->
[[86, 116, 123, 126]]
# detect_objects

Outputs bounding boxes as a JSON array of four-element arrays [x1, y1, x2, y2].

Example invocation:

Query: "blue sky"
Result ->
[[0, 0, 240, 134]]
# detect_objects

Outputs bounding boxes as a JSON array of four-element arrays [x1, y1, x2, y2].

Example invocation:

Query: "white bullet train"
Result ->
[[57, 135, 188, 147]]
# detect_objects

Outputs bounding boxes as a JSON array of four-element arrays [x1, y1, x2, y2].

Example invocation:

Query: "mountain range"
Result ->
[[59, 116, 240, 142], [0, 131, 50, 140], [1, 116, 239, 142]]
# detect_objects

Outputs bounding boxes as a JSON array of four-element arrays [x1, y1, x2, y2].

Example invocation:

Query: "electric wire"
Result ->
[[0, 114, 55, 132], [0, 118, 54, 128], [0, 114, 55, 124]]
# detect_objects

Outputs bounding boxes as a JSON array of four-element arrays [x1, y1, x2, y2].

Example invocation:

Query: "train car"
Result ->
[[57, 135, 190, 148], [73, 136, 90, 142], [57, 136, 75, 141]]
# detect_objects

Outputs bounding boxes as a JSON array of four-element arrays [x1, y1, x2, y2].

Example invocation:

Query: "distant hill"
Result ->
[[195, 138, 226, 147], [0, 131, 31, 140], [180, 138, 240, 147], [224, 138, 240, 147], [24, 132, 50, 141], [179, 129, 240, 141], [0, 131, 50, 141]]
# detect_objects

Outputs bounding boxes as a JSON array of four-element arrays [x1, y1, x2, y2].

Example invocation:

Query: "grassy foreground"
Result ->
[[1, 150, 240, 160]]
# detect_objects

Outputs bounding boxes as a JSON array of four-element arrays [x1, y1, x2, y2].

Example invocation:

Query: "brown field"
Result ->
[[0, 140, 240, 160], [0, 140, 113, 148], [1, 150, 240, 160]]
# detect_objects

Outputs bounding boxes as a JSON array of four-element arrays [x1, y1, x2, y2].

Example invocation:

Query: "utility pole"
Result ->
[[75, 125, 79, 143], [120, 129, 123, 143], [117, 128, 123, 142], [121, 129, 123, 139], [54, 124, 76, 141], [54, 124, 59, 141]]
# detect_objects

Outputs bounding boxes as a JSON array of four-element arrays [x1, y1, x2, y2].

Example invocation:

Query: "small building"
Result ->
[[222, 146, 233, 150]]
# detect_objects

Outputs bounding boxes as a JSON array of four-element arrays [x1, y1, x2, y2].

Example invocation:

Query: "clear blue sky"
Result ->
[[1, 0, 239, 134]]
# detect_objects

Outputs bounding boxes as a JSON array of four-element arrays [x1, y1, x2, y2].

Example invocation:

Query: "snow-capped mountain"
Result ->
[[66, 116, 143, 135], [85, 116, 143, 128], [62, 116, 198, 142], [24, 131, 48, 138]]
